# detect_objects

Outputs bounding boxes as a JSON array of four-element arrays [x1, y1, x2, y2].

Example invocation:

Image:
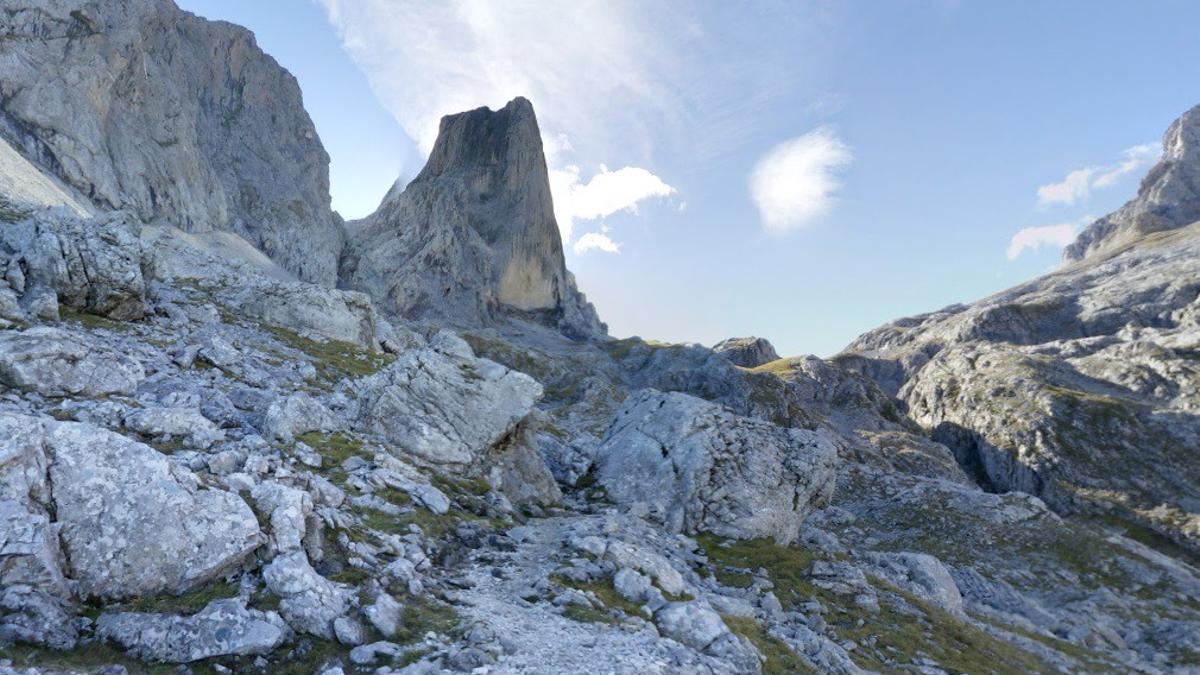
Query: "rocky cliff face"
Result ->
[[0, 0, 343, 285], [341, 98, 606, 340], [841, 106, 1200, 556], [1064, 103, 1200, 262]]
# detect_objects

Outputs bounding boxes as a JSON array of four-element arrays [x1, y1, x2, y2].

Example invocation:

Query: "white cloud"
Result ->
[[316, 0, 678, 157], [749, 127, 852, 235], [1037, 143, 1160, 206], [1006, 216, 1093, 260], [549, 164, 675, 243], [573, 229, 621, 255]]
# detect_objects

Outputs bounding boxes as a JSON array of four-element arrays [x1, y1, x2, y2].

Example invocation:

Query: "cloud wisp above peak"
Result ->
[[573, 227, 622, 256], [549, 163, 676, 245], [1006, 216, 1093, 260], [1036, 143, 1160, 206], [750, 127, 853, 235]]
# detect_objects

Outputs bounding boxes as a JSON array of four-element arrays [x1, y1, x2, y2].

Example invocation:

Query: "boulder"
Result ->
[[262, 393, 341, 442], [0, 326, 144, 397], [96, 599, 291, 662], [262, 551, 353, 639], [124, 407, 223, 448], [355, 331, 541, 467], [595, 389, 837, 544], [712, 336, 781, 368], [0, 413, 261, 599]]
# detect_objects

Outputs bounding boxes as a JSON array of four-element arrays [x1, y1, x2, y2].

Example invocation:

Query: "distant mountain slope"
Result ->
[[841, 107, 1200, 554]]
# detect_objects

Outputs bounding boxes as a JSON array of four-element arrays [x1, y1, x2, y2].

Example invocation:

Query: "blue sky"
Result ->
[[177, 0, 1200, 356]]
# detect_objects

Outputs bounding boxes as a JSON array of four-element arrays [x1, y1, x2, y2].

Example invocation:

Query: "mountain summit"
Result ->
[[341, 98, 606, 339], [1064, 103, 1200, 261]]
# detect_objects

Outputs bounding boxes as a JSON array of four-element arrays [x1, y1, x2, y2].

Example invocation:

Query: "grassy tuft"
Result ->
[[722, 615, 813, 674]]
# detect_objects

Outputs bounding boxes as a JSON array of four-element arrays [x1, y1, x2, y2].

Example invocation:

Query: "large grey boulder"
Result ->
[[595, 389, 838, 544], [0, 413, 262, 599], [0, 326, 145, 397], [0, 0, 343, 285], [96, 599, 291, 663], [355, 331, 542, 468], [712, 336, 780, 368], [262, 551, 353, 639], [342, 97, 605, 339]]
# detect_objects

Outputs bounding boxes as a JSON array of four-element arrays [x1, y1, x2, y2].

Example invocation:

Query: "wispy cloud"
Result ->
[[549, 164, 675, 244], [1006, 215, 1093, 260], [749, 127, 852, 235], [573, 228, 622, 255], [1037, 143, 1160, 206]]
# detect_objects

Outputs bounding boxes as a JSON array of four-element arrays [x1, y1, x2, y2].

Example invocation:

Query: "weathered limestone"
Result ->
[[595, 389, 838, 544], [342, 98, 605, 339]]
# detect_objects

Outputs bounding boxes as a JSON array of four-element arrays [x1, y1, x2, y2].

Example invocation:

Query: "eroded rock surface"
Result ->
[[595, 389, 838, 544]]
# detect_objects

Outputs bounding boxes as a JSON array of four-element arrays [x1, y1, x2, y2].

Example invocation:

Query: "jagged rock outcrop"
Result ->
[[594, 389, 838, 544], [1064, 103, 1200, 262], [712, 336, 780, 368], [356, 331, 542, 468], [841, 104, 1200, 553], [341, 98, 605, 339], [0, 211, 146, 322], [0, 0, 343, 285]]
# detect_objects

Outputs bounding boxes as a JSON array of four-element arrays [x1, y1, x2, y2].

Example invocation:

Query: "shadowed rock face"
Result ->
[[1064, 103, 1200, 262], [0, 0, 343, 285], [342, 97, 606, 340]]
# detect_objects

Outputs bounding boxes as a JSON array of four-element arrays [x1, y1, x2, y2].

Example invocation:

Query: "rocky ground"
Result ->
[[1, 1, 1198, 673]]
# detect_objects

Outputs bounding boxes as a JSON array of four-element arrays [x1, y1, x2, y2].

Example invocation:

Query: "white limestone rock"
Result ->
[[355, 331, 542, 468], [262, 551, 353, 639], [0, 413, 262, 599], [96, 599, 291, 663], [0, 211, 146, 320], [595, 389, 838, 544], [0, 327, 144, 397], [262, 393, 341, 442]]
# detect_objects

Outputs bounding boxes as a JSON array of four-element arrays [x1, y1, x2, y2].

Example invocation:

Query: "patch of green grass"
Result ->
[[392, 597, 460, 644], [555, 576, 645, 620], [263, 324, 394, 382], [121, 579, 240, 615], [297, 431, 369, 479], [697, 534, 1056, 673], [59, 307, 137, 333], [329, 566, 371, 585], [562, 603, 617, 625], [269, 638, 350, 675], [0, 643, 180, 675], [696, 534, 817, 605], [723, 615, 813, 674]]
